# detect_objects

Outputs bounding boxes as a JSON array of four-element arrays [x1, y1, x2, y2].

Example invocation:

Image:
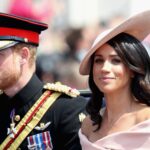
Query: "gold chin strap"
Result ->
[[0, 91, 62, 150]]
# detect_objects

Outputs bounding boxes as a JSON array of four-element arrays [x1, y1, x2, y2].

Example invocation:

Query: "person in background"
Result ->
[[0, 12, 87, 150], [36, 53, 61, 83], [78, 10, 150, 149], [8, 0, 53, 23], [65, 28, 87, 62]]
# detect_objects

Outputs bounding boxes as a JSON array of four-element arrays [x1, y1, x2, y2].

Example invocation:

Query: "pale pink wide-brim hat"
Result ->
[[79, 10, 150, 75]]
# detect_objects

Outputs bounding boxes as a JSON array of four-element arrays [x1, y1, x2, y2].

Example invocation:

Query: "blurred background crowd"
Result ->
[[0, 0, 150, 90]]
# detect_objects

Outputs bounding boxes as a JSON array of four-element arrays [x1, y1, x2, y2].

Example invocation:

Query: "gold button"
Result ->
[[15, 115, 20, 122]]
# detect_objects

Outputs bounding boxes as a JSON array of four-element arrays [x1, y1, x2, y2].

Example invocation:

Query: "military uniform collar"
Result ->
[[10, 74, 43, 109], [0, 93, 10, 110]]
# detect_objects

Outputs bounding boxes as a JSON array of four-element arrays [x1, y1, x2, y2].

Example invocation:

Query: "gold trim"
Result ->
[[44, 82, 80, 97], [0, 91, 61, 150]]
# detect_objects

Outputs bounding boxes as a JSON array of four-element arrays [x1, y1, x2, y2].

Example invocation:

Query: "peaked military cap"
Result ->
[[0, 12, 48, 51]]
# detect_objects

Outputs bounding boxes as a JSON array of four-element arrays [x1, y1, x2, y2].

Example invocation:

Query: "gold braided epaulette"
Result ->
[[43, 82, 80, 97]]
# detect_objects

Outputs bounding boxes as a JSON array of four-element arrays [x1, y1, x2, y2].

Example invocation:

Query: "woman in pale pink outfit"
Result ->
[[79, 10, 150, 150]]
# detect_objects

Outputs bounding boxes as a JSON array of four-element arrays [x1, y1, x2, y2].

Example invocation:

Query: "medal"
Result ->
[[7, 109, 17, 138]]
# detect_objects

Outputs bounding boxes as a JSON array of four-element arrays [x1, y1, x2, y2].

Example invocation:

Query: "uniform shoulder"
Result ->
[[43, 82, 80, 97], [81, 115, 93, 137]]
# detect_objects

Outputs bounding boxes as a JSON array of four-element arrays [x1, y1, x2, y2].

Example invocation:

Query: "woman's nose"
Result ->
[[101, 61, 111, 72]]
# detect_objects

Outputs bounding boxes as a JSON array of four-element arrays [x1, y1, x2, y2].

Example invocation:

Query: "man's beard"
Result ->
[[0, 68, 21, 90]]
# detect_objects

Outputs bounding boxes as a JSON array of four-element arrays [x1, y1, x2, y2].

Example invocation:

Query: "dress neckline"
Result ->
[[79, 118, 150, 144]]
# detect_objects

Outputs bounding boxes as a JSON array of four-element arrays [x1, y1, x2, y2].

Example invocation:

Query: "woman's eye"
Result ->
[[94, 58, 104, 64], [112, 58, 121, 64]]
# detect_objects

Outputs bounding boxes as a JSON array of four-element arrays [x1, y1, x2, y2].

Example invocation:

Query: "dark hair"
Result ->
[[87, 32, 150, 131], [65, 28, 83, 60]]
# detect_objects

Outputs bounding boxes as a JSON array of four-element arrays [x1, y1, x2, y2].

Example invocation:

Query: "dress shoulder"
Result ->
[[136, 106, 150, 122], [81, 115, 93, 137]]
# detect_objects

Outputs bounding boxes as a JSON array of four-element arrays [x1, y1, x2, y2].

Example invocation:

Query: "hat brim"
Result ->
[[0, 41, 18, 51], [79, 10, 150, 75]]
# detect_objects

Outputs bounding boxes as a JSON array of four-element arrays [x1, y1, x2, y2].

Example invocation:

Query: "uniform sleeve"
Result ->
[[50, 95, 87, 150]]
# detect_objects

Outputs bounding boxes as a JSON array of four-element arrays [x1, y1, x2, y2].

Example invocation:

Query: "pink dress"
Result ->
[[79, 119, 150, 150]]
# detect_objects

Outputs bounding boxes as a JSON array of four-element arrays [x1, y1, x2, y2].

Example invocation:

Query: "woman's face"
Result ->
[[93, 43, 133, 94]]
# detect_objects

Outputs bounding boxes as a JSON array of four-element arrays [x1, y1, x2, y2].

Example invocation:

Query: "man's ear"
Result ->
[[20, 47, 30, 65]]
